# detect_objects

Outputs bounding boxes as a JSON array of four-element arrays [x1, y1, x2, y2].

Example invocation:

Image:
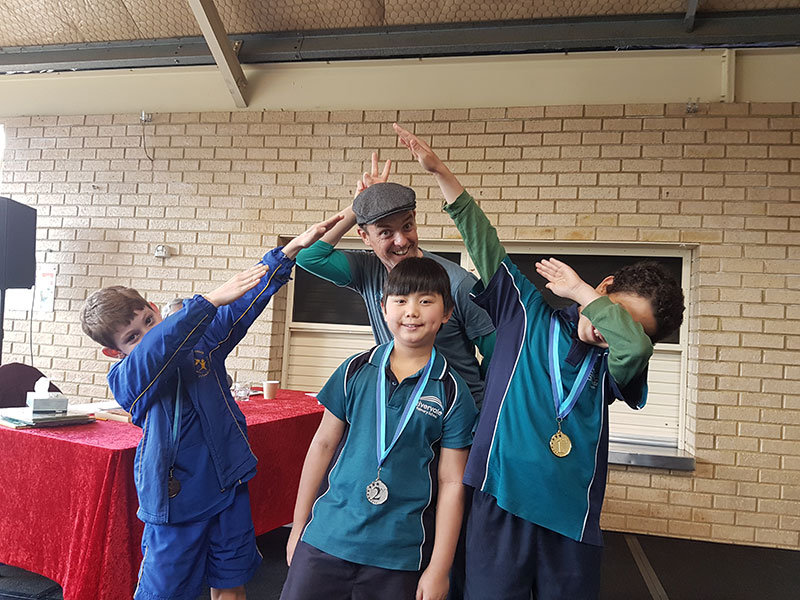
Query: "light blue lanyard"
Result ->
[[548, 315, 600, 421], [169, 370, 182, 466], [375, 341, 436, 469]]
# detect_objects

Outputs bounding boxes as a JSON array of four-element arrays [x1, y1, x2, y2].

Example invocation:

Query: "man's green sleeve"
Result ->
[[295, 240, 353, 286], [443, 191, 507, 283]]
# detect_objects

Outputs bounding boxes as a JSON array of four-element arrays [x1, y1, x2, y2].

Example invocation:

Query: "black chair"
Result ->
[[0, 362, 61, 409]]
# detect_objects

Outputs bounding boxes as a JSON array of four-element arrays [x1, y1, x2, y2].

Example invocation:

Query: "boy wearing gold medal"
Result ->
[[281, 257, 478, 600], [394, 124, 684, 600]]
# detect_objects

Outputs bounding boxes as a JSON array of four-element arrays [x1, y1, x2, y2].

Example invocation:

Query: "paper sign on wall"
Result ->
[[4, 265, 57, 314]]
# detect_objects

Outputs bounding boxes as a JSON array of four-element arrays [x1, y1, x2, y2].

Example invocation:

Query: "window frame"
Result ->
[[282, 237, 693, 451]]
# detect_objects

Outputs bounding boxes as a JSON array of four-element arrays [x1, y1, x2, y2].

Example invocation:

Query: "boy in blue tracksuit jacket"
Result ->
[[79, 215, 341, 600]]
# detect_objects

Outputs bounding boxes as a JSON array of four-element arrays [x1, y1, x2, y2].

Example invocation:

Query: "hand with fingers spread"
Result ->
[[393, 122, 464, 203], [282, 213, 346, 259], [204, 263, 270, 308], [535, 257, 599, 306], [393, 123, 445, 175], [355, 151, 392, 197]]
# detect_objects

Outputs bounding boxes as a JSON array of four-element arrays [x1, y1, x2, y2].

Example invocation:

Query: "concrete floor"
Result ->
[[1, 528, 798, 600]]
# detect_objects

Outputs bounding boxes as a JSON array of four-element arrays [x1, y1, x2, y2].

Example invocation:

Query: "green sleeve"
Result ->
[[295, 240, 353, 287], [442, 191, 508, 283], [582, 296, 654, 387], [473, 331, 496, 377]]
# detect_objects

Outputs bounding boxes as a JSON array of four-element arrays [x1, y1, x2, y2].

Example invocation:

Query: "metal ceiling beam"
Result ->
[[684, 0, 700, 33], [187, 0, 248, 107], [1, 11, 798, 74]]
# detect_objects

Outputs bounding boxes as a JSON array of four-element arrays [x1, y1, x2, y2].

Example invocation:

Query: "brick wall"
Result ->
[[1, 102, 798, 549]]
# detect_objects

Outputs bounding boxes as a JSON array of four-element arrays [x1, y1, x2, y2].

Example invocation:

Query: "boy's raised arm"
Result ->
[[393, 123, 463, 204], [203, 263, 269, 307], [536, 257, 653, 386], [394, 123, 506, 282], [282, 213, 345, 259]]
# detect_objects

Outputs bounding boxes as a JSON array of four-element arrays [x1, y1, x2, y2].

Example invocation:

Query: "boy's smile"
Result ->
[[104, 303, 162, 358], [382, 291, 451, 349]]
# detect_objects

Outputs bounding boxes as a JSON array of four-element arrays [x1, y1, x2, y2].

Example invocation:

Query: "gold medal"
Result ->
[[549, 429, 572, 458]]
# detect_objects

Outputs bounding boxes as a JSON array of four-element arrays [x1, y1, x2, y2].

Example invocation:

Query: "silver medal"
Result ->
[[366, 478, 389, 505]]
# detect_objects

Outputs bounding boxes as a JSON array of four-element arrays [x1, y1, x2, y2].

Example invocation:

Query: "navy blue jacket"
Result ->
[[107, 247, 295, 524]]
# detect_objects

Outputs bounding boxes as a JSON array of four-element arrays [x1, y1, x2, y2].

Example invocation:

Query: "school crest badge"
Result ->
[[194, 350, 210, 377]]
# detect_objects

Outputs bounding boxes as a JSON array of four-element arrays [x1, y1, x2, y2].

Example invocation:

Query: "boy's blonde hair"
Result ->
[[80, 285, 150, 350]]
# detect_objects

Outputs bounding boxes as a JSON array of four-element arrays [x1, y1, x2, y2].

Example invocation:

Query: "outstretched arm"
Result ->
[[283, 213, 345, 259], [394, 123, 464, 204], [395, 123, 506, 281], [537, 258, 653, 385], [535, 258, 601, 308], [204, 214, 343, 355], [203, 263, 270, 307], [286, 409, 346, 566], [295, 152, 391, 284], [314, 151, 394, 247]]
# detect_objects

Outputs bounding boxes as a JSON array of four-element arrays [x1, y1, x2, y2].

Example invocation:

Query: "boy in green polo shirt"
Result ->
[[281, 257, 478, 600], [394, 123, 685, 600]]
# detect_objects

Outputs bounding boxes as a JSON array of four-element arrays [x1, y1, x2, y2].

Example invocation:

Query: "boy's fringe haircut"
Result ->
[[382, 257, 454, 313], [80, 285, 150, 350]]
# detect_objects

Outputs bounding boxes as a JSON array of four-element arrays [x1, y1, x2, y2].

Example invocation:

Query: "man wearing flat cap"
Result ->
[[296, 154, 495, 410]]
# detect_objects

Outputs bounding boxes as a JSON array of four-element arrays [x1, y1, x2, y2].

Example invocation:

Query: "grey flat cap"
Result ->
[[353, 182, 416, 225]]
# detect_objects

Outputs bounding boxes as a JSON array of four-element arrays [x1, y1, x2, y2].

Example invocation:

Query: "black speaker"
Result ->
[[0, 196, 37, 290]]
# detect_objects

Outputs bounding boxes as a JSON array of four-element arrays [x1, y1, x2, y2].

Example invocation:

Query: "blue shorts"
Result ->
[[280, 541, 420, 600], [464, 488, 603, 600], [134, 484, 261, 600]]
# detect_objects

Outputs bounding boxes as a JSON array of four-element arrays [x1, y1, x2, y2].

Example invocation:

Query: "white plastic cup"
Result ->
[[263, 380, 279, 400]]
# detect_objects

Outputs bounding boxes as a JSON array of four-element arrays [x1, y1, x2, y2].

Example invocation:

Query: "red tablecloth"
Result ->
[[0, 389, 322, 600]]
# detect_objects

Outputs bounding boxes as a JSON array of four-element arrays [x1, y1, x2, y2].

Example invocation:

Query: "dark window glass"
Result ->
[[507, 253, 683, 344], [293, 252, 462, 326]]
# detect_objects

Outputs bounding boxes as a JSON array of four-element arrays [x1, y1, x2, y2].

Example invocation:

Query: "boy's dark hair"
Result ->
[[382, 257, 454, 313], [606, 261, 685, 343], [80, 285, 150, 350]]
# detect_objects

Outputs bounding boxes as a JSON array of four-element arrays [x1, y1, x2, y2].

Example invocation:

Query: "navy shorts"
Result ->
[[280, 541, 420, 600], [464, 488, 603, 600], [134, 484, 261, 600]]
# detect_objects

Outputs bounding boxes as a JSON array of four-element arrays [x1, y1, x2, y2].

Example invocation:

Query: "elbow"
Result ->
[[608, 351, 651, 388]]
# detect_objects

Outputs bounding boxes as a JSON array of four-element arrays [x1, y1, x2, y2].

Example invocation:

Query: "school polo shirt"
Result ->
[[301, 343, 478, 571], [296, 241, 495, 407], [463, 259, 648, 546]]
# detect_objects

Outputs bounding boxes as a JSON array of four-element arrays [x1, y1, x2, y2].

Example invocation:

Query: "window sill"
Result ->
[[608, 442, 695, 471]]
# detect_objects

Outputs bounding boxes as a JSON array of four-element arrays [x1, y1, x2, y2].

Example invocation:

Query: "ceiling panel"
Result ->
[[1, 0, 799, 48]]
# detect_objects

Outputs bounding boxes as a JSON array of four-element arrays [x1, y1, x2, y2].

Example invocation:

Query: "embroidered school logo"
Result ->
[[416, 396, 444, 419], [588, 350, 607, 389], [194, 350, 210, 377], [589, 362, 600, 389]]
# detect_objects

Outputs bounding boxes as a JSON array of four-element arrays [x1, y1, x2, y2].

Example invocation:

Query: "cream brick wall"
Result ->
[[1, 102, 798, 550]]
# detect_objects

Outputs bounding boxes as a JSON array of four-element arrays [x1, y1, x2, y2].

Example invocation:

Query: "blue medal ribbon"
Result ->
[[375, 341, 436, 470], [170, 370, 182, 459], [167, 370, 183, 498], [548, 314, 600, 421]]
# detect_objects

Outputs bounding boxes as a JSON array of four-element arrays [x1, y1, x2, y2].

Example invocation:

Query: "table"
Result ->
[[0, 389, 322, 600]]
